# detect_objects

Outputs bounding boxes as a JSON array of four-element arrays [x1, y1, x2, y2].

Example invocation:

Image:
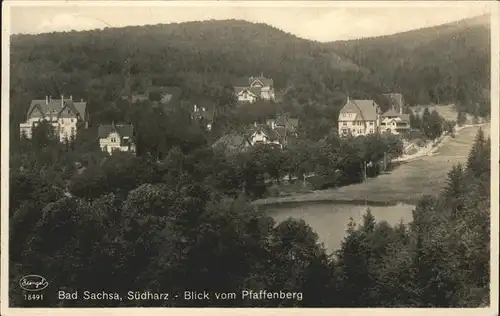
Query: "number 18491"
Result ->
[[24, 293, 44, 300]]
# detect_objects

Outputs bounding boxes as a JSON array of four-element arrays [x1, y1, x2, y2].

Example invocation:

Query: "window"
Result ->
[[369, 121, 374, 126], [343, 122, 347, 126], [369, 129, 374, 134], [71, 127, 75, 135], [111, 137, 116, 143], [359, 129, 363, 133]]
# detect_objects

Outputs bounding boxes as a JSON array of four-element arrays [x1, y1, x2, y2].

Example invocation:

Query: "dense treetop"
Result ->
[[329, 15, 490, 113]]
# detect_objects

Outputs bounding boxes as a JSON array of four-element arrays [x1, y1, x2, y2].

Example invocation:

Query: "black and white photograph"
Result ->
[[1, 1, 498, 313]]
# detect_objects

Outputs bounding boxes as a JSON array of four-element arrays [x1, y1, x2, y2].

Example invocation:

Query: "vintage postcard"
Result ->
[[1, 1, 498, 315]]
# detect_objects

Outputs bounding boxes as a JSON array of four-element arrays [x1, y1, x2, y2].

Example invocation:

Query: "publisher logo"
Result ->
[[19, 275, 49, 292]]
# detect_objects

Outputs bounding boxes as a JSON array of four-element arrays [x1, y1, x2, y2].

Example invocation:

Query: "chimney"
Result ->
[[70, 95, 73, 100], [254, 121, 257, 127], [261, 72, 263, 78], [45, 96, 49, 104], [61, 94, 64, 107], [399, 94, 403, 115], [347, 95, 350, 103], [49, 95, 52, 102]]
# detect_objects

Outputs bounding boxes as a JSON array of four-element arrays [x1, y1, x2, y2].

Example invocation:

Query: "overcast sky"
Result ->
[[7, 1, 492, 42]]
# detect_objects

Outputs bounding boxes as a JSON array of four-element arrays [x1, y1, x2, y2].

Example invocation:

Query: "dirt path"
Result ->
[[254, 124, 489, 206]]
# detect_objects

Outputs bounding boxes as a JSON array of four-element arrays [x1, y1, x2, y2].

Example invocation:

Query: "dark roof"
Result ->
[[339, 99, 379, 121], [98, 124, 134, 139], [382, 109, 401, 117], [382, 110, 410, 123], [274, 126, 287, 139], [275, 114, 299, 129], [212, 133, 251, 153], [249, 124, 280, 142], [400, 114, 410, 122], [27, 97, 87, 121]]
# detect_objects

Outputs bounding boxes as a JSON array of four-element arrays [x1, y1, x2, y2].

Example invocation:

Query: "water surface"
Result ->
[[268, 202, 415, 253]]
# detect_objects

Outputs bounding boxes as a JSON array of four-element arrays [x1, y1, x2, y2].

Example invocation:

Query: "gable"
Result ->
[[237, 88, 259, 97], [27, 103, 47, 118], [108, 131, 120, 139], [340, 100, 379, 121], [98, 124, 134, 139], [58, 102, 79, 118], [251, 130, 267, 138], [250, 79, 264, 88], [27, 98, 86, 121]]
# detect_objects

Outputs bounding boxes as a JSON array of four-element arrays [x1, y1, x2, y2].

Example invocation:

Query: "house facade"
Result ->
[[234, 87, 261, 103], [380, 93, 410, 135], [19, 95, 87, 142], [266, 114, 299, 147], [380, 110, 410, 135], [338, 98, 380, 137], [98, 123, 136, 155], [234, 75, 275, 103], [191, 103, 214, 131], [248, 123, 281, 148]]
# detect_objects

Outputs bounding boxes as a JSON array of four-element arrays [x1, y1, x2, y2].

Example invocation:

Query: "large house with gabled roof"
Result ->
[[19, 95, 88, 142], [248, 123, 282, 148], [234, 74, 275, 103], [98, 123, 136, 155], [380, 93, 410, 135], [266, 113, 299, 147], [338, 97, 381, 137]]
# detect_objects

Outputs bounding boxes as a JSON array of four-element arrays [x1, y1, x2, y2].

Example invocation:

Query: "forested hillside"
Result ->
[[329, 14, 490, 115], [9, 20, 360, 127], [10, 15, 490, 140]]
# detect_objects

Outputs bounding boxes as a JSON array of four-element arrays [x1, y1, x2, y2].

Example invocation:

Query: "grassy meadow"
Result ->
[[255, 123, 489, 206]]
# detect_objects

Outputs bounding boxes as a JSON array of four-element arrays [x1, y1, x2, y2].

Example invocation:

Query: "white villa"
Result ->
[[338, 98, 381, 137], [248, 123, 281, 148], [19, 95, 87, 142], [98, 123, 136, 155], [234, 75, 275, 103], [380, 93, 410, 135]]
